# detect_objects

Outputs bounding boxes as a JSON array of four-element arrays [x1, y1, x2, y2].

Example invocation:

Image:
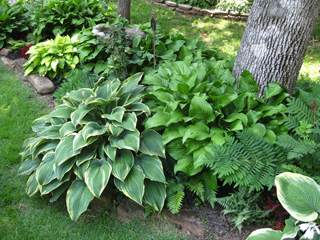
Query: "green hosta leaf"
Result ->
[[114, 165, 145, 205], [162, 125, 183, 145], [193, 146, 208, 168], [144, 181, 166, 211], [84, 159, 112, 198], [109, 124, 124, 137], [71, 104, 92, 127], [110, 130, 140, 153], [73, 131, 88, 152], [182, 122, 211, 143], [103, 144, 117, 161], [66, 180, 94, 221], [18, 157, 40, 175], [76, 146, 95, 166], [246, 228, 283, 240], [111, 149, 134, 181], [26, 173, 39, 197], [189, 96, 215, 123], [36, 159, 55, 186], [248, 123, 266, 138], [275, 172, 320, 222], [41, 172, 71, 195], [263, 129, 276, 143], [202, 170, 218, 191], [55, 157, 76, 181], [140, 130, 165, 158], [144, 110, 183, 129], [210, 127, 227, 145], [172, 61, 190, 76], [82, 122, 107, 141], [136, 154, 166, 183], [39, 125, 61, 139], [238, 70, 258, 93], [210, 94, 238, 109], [229, 119, 243, 131], [93, 60, 108, 75], [174, 154, 203, 176], [101, 107, 125, 122], [60, 122, 76, 137], [85, 97, 110, 107], [247, 110, 263, 125], [54, 134, 77, 166], [264, 82, 283, 100], [224, 113, 248, 126]]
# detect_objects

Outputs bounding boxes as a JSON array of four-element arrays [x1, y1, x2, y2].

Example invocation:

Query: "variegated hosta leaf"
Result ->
[[96, 79, 120, 100], [85, 97, 111, 107], [50, 182, 69, 203], [60, 122, 76, 138], [84, 159, 112, 198], [54, 157, 76, 181], [246, 228, 283, 240], [82, 122, 107, 141], [101, 107, 125, 122], [111, 149, 134, 181], [73, 131, 87, 152], [140, 130, 165, 158], [110, 129, 140, 153], [109, 123, 124, 137], [33, 141, 59, 160], [48, 105, 74, 119], [66, 180, 94, 221], [26, 173, 39, 197], [76, 146, 96, 166], [127, 102, 151, 116], [31, 115, 49, 133], [103, 144, 117, 161], [39, 125, 61, 139], [70, 104, 92, 127], [74, 161, 90, 180], [68, 88, 95, 102], [54, 134, 77, 168], [114, 113, 137, 132], [18, 157, 40, 175], [40, 172, 71, 195], [114, 165, 145, 205], [36, 158, 56, 186], [135, 154, 166, 183], [118, 72, 143, 95], [144, 180, 166, 212]]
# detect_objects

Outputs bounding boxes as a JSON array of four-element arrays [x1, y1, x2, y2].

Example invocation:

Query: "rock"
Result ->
[[211, 9, 229, 15], [0, 48, 11, 56], [200, 8, 214, 15], [178, 4, 192, 10], [0, 56, 15, 70], [154, 0, 165, 2], [14, 58, 27, 72], [175, 8, 185, 13], [168, 6, 176, 11], [165, 0, 177, 7], [116, 199, 144, 222], [27, 74, 55, 94], [152, 1, 167, 7], [192, 7, 201, 12]]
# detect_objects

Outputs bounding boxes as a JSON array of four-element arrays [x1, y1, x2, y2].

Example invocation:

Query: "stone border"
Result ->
[[150, 0, 249, 21]]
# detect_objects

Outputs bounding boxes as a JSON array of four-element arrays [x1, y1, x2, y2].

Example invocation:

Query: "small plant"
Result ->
[[216, 0, 253, 13], [247, 172, 320, 240], [23, 34, 80, 80], [19, 73, 167, 221], [172, 0, 214, 9], [21, 44, 32, 59]]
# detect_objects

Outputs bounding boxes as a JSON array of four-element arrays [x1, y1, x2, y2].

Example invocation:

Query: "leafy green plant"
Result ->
[[172, 0, 214, 9], [54, 68, 99, 104], [23, 34, 80, 80], [18, 73, 167, 221], [216, 0, 253, 13], [247, 172, 320, 240], [0, 0, 29, 48]]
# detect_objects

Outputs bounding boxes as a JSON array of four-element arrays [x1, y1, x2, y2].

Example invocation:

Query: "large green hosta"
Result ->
[[19, 73, 166, 221]]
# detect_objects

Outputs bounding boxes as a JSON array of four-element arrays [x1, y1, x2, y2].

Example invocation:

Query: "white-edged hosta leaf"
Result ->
[[101, 107, 125, 122], [36, 159, 55, 186], [18, 157, 40, 175], [50, 182, 69, 203], [140, 130, 165, 158], [29, 137, 47, 153], [110, 129, 140, 153], [33, 141, 59, 159], [143, 180, 166, 212], [84, 159, 112, 198], [26, 173, 39, 197], [275, 172, 320, 222], [74, 161, 90, 180], [73, 131, 87, 152], [189, 96, 215, 123], [76, 146, 96, 166], [42, 151, 55, 162], [66, 179, 94, 221], [103, 144, 117, 161], [54, 134, 77, 166], [60, 122, 76, 137], [68, 88, 95, 102], [111, 149, 134, 181], [39, 125, 61, 139], [127, 102, 151, 115], [118, 72, 143, 95], [70, 104, 92, 127], [114, 165, 145, 205], [54, 157, 76, 181], [109, 123, 124, 137], [41, 172, 71, 195], [85, 97, 111, 107], [96, 79, 120, 100], [48, 106, 74, 119], [50, 117, 67, 126], [135, 154, 166, 183], [114, 113, 137, 132], [82, 122, 107, 141], [31, 115, 49, 133], [246, 228, 283, 240]]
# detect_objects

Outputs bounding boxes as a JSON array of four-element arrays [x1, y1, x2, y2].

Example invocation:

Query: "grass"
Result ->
[[0, 63, 186, 240]]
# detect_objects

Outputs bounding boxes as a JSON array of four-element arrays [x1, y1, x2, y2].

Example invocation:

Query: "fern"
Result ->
[[184, 177, 205, 201], [167, 192, 185, 214], [205, 130, 287, 192]]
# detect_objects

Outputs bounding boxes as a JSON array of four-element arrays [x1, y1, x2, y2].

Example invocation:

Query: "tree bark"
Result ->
[[232, 0, 320, 97], [117, 0, 131, 22]]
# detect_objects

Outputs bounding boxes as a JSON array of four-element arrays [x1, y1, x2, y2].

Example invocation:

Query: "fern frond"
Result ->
[[204, 189, 216, 208], [166, 180, 184, 196], [184, 177, 205, 201], [167, 191, 185, 214]]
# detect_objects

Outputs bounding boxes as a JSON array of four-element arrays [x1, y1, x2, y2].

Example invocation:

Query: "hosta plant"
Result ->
[[247, 172, 320, 240], [18, 73, 167, 221], [23, 34, 80, 80]]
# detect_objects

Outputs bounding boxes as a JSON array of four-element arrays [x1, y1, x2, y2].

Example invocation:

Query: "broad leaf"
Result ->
[[84, 159, 112, 198], [26, 173, 39, 197], [54, 157, 76, 181], [60, 122, 76, 138], [82, 122, 107, 141], [246, 228, 283, 240], [70, 104, 92, 126], [264, 82, 283, 100], [36, 159, 56, 186], [111, 149, 134, 181], [144, 180, 166, 211], [54, 134, 76, 166], [140, 130, 165, 158], [69, 88, 95, 102], [40, 125, 61, 139], [135, 154, 166, 183], [76, 146, 95, 166], [110, 130, 140, 153], [41, 172, 71, 195], [144, 110, 183, 129], [189, 96, 215, 123], [18, 157, 40, 175], [101, 107, 125, 122], [66, 180, 94, 221]]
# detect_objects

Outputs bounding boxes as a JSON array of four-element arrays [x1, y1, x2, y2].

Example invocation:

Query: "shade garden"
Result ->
[[1, 0, 320, 239]]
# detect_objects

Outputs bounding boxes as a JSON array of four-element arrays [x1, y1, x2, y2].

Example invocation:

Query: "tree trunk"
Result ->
[[232, 0, 320, 97], [117, 0, 131, 22]]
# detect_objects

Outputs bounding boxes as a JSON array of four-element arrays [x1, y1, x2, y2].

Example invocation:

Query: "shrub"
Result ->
[[216, 0, 253, 13], [172, 0, 215, 9], [19, 73, 167, 221]]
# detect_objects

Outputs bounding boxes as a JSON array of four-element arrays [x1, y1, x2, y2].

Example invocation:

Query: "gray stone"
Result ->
[[240, 16, 248, 21], [192, 7, 201, 12], [175, 8, 185, 13], [0, 56, 15, 69], [165, 0, 177, 7], [178, 4, 192, 10], [28, 74, 55, 94], [14, 58, 27, 72], [152, 1, 166, 7], [154, 0, 165, 3], [168, 6, 176, 11], [0, 48, 11, 56], [211, 9, 229, 15]]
